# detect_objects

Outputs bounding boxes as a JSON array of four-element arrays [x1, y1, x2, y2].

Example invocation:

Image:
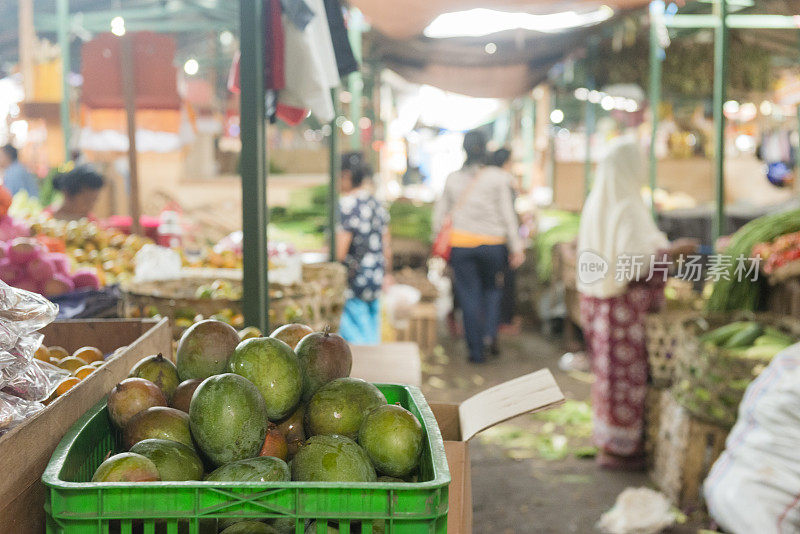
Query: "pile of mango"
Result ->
[[92, 321, 424, 533]]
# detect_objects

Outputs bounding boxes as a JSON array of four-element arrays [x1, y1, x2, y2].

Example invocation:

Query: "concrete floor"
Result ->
[[420, 327, 705, 533]]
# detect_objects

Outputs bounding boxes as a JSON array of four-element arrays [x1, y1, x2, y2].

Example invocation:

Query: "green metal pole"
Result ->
[[548, 88, 557, 201], [348, 8, 363, 151], [712, 0, 728, 241], [239, 0, 269, 332], [649, 1, 663, 217], [57, 0, 71, 160], [521, 96, 535, 190], [328, 89, 340, 262], [584, 40, 597, 198]]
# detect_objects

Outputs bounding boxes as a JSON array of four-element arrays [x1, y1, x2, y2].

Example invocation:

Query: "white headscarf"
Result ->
[[577, 135, 668, 298]]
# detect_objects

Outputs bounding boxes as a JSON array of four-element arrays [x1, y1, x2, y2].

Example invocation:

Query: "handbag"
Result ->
[[432, 170, 482, 261]]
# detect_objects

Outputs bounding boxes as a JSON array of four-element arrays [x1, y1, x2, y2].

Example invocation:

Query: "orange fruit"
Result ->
[[90, 360, 105, 368], [74, 365, 96, 379], [48, 346, 70, 360], [55, 377, 81, 396], [58, 357, 87, 373], [34, 345, 50, 362], [49, 356, 62, 366], [73, 346, 104, 363]]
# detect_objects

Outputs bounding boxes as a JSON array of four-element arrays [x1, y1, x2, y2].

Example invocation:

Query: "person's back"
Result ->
[[440, 165, 517, 246]]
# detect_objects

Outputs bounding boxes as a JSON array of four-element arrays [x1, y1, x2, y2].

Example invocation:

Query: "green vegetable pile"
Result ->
[[389, 201, 433, 244], [700, 321, 795, 360], [706, 208, 800, 312], [533, 210, 581, 282]]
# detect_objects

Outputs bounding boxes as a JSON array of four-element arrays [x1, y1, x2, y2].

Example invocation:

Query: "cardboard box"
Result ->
[[351, 342, 422, 387], [351, 345, 564, 534], [430, 370, 564, 533], [0, 318, 171, 534]]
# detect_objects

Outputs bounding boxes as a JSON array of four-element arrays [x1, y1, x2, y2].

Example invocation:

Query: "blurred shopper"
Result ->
[[577, 136, 671, 470], [434, 131, 524, 364], [336, 152, 392, 344], [488, 148, 521, 332], [0, 144, 38, 198], [49, 165, 105, 221]]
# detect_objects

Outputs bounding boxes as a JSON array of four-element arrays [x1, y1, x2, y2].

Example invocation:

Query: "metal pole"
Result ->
[[239, 0, 269, 331], [649, 1, 663, 217], [348, 8, 363, 151], [548, 87, 557, 202], [712, 0, 728, 241], [120, 33, 142, 236], [584, 39, 597, 198], [521, 96, 535, 190], [328, 89, 340, 262], [57, 0, 71, 160], [19, 0, 35, 102]]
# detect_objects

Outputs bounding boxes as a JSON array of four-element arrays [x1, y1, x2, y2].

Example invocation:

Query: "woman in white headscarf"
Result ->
[[577, 135, 693, 470]]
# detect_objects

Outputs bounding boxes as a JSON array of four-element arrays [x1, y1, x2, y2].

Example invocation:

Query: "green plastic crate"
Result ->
[[43, 384, 449, 534]]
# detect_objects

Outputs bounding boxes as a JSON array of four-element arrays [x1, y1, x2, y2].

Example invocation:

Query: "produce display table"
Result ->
[[0, 318, 171, 534]]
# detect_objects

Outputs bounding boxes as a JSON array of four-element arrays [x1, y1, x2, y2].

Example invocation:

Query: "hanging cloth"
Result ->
[[281, 0, 314, 30], [279, 0, 339, 123], [227, 0, 285, 94], [323, 0, 359, 78], [265, 0, 286, 90]]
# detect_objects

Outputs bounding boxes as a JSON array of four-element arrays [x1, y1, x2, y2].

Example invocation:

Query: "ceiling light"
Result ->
[[484, 42, 497, 54], [219, 31, 234, 47], [110, 16, 126, 37], [424, 6, 614, 38], [184, 58, 199, 76], [550, 109, 564, 124]]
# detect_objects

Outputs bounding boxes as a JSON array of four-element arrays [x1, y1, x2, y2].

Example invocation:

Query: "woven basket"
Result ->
[[672, 311, 800, 428], [122, 263, 346, 337], [645, 310, 698, 388]]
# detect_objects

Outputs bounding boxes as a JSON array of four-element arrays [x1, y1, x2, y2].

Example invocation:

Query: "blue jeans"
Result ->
[[450, 245, 508, 362], [340, 297, 381, 344]]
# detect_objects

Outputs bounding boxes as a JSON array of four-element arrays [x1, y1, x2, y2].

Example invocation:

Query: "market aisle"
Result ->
[[421, 327, 698, 533]]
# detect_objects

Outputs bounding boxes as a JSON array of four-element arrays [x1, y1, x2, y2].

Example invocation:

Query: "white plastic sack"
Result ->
[[134, 244, 183, 283], [598, 487, 676, 534], [704, 344, 800, 534], [383, 284, 421, 329]]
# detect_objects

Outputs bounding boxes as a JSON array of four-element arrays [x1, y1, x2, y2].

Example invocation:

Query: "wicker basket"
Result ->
[[645, 309, 698, 388], [122, 263, 346, 337], [672, 311, 800, 428]]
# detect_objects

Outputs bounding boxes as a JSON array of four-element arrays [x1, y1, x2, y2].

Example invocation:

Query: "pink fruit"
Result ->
[[0, 242, 9, 260], [8, 238, 41, 265], [27, 257, 55, 282], [46, 253, 71, 276], [0, 258, 20, 283], [72, 268, 100, 290], [43, 274, 74, 296], [14, 278, 40, 293]]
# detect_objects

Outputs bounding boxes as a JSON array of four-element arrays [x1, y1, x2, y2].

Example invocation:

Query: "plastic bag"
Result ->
[[704, 344, 800, 534], [0, 280, 58, 336], [597, 487, 676, 534], [0, 332, 43, 389], [0, 390, 45, 435], [134, 244, 183, 282], [383, 284, 421, 329], [2, 360, 69, 402]]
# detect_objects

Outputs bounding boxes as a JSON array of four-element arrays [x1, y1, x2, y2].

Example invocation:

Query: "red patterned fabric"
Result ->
[[580, 281, 664, 456]]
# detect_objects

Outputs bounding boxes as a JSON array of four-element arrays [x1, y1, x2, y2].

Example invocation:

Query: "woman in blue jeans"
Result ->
[[434, 131, 525, 363]]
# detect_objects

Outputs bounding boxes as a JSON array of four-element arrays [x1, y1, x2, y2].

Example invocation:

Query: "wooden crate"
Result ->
[[0, 318, 172, 534], [395, 303, 438, 356], [650, 390, 729, 511]]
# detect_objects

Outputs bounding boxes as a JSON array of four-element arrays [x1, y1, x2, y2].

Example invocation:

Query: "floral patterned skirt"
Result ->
[[580, 284, 663, 456]]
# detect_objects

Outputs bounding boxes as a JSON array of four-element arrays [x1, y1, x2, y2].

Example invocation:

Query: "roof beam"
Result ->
[[665, 13, 800, 29]]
